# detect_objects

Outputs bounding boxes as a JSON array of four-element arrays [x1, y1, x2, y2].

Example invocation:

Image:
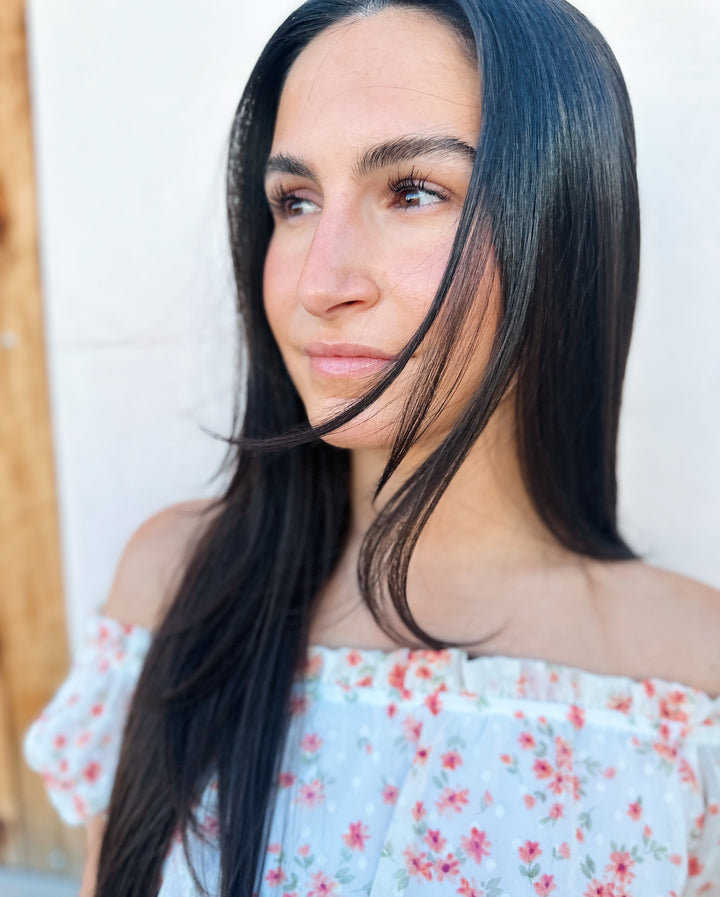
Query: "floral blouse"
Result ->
[[24, 614, 720, 897]]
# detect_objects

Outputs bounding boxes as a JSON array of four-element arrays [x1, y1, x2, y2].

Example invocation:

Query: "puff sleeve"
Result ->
[[23, 614, 152, 825]]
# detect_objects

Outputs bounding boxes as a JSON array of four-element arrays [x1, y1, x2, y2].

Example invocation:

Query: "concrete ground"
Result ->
[[0, 869, 79, 897]]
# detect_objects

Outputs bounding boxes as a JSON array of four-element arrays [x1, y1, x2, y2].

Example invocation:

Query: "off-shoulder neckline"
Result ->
[[87, 612, 720, 709]]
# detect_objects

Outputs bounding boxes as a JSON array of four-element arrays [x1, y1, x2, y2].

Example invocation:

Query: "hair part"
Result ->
[[95, 1, 640, 894]]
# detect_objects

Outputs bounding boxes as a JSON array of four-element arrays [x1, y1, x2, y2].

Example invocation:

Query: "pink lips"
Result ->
[[304, 341, 395, 378]]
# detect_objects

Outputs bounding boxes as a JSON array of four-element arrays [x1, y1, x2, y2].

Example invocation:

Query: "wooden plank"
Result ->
[[0, 668, 21, 863], [0, 0, 85, 877]]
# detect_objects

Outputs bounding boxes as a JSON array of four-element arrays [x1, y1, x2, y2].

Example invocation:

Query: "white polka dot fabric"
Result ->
[[24, 615, 720, 896]]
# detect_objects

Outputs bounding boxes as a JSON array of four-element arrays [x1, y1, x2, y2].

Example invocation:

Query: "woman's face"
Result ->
[[263, 8, 490, 450]]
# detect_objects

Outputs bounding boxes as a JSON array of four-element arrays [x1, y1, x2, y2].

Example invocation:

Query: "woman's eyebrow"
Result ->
[[265, 153, 315, 181], [264, 135, 476, 183], [353, 136, 476, 179]]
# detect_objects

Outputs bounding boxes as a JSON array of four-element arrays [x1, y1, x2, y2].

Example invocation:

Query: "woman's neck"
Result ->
[[311, 405, 586, 653], [303, 400, 580, 651], [347, 401, 561, 566]]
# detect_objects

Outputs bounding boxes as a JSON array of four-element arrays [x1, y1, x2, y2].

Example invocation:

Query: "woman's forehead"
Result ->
[[272, 8, 481, 155]]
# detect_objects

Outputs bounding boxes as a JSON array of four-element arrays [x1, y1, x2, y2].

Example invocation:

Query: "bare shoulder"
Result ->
[[591, 560, 720, 697], [102, 498, 222, 631]]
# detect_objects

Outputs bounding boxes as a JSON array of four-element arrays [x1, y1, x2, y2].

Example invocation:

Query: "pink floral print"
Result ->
[[23, 615, 151, 823], [24, 614, 720, 896]]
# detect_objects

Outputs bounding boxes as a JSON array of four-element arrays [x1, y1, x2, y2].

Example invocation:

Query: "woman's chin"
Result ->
[[307, 405, 399, 452], [314, 424, 396, 452]]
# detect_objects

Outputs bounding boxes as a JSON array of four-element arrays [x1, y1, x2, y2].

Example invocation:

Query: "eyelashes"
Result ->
[[266, 186, 319, 218], [387, 167, 449, 207], [268, 187, 316, 218], [266, 168, 450, 218]]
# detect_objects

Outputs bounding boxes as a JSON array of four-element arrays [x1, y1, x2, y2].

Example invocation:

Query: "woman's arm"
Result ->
[[77, 498, 220, 895], [80, 813, 106, 897]]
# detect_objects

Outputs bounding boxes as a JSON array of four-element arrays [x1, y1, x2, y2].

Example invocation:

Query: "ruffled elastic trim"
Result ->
[[74, 616, 720, 732], [82, 613, 153, 670], [301, 643, 720, 734]]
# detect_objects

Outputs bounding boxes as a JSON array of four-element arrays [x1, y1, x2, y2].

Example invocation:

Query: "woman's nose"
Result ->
[[295, 206, 381, 318]]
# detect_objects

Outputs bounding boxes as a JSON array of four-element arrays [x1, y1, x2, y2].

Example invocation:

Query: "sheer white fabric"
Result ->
[[25, 615, 720, 896]]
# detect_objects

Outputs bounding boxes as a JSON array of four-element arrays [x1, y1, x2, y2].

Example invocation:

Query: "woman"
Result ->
[[25, 0, 720, 895]]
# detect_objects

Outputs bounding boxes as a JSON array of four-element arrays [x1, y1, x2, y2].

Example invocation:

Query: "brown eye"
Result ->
[[390, 176, 448, 209], [285, 196, 320, 217], [267, 187, 320, 219]]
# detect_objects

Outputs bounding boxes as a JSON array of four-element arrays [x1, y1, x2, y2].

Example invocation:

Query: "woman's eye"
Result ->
[[284, 196, 319, 217], [267, 191, 320, 219], [391, 178, 448, 209]]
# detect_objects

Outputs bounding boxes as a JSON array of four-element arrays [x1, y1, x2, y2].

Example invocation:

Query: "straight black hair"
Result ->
[[95, 1, 640, 894]]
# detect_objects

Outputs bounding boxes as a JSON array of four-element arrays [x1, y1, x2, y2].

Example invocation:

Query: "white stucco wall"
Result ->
[[25, 0, 719, 652]]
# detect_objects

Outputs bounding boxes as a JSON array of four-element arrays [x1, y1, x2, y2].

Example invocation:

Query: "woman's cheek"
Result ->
[[393, 250, 455, 322], [263, 240, 296, 334]]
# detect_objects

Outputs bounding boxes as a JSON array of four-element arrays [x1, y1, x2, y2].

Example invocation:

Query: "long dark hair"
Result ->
[[95, 1, 640, 894]]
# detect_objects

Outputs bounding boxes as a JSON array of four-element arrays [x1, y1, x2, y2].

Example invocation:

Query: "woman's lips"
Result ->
[[304, 342, 395, 378], [309, 355, 392, 377]]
